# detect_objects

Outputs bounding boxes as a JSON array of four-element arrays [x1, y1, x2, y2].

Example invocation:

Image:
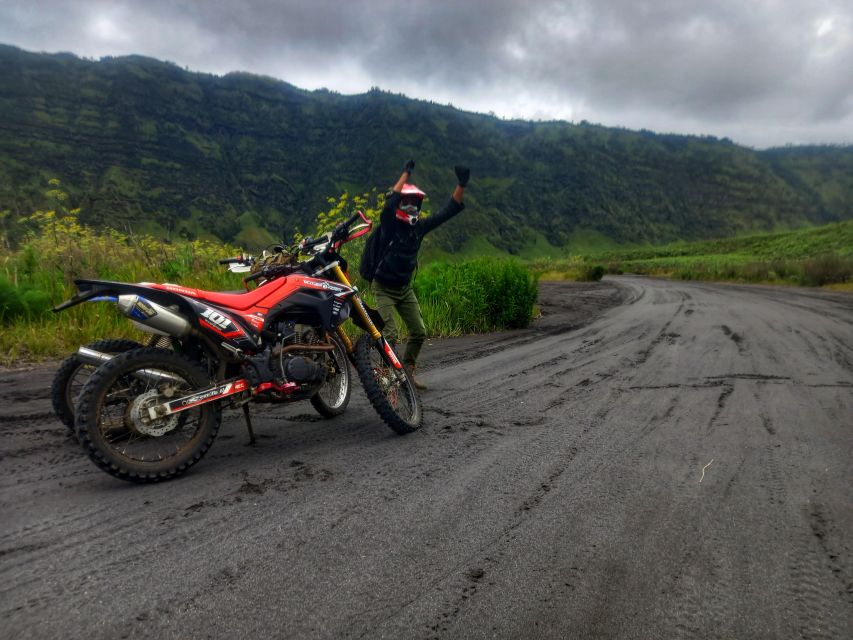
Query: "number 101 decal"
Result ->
[[200, 307, 234, 331]]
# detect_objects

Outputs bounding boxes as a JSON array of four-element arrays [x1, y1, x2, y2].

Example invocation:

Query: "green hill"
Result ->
[[1, 44, 852, 253]]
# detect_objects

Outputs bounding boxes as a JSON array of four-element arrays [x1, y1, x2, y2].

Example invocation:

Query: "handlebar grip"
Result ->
[[301, 236, 325, 249], [243, 271, 265, 283], [219, 257, 243, 265], [330, 213, 362, 242]]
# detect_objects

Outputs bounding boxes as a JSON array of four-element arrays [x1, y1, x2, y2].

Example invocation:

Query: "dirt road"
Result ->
[[2, 277, 851, 639]]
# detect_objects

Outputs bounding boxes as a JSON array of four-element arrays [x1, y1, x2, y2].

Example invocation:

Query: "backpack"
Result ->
[[358, 227, 392, 283]]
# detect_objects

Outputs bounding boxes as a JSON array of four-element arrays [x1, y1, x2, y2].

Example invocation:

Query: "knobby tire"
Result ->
[[353, 334, 422, 434], [75, 347, 221, 483], [51, 338, 143, 431]]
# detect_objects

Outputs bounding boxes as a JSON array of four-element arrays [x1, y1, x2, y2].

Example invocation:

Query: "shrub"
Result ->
[[580, 264, 605, 281], [528, 255, 606, 282], [741, 262, 771, 282], [801, 254, 852, 286], [0, 278, 52, 324], [414, 258, 539, 333], [769, 259, 797, 281]]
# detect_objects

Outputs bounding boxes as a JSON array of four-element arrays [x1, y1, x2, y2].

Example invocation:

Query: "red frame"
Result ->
[[148, 274, 350, 333]]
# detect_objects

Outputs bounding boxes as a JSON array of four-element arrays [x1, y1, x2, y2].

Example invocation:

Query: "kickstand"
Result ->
[[242, 403, 256, 445]]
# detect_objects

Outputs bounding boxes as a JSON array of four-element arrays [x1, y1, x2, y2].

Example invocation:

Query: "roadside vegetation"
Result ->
[[0, 181, 243, 362], [2, 180, 848, 364], [528, 255, 607, 282], [0, 185, 538, 363], [533, 221, 853, 289]]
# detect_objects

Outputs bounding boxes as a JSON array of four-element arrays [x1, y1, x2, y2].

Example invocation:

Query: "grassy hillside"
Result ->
[[591, 220, 853, 262], [2, 44, 852, 255], [534, 221, 853, 288]]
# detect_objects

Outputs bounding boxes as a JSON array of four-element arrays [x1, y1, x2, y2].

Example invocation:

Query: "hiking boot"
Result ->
[[407, 365, 428, 391]]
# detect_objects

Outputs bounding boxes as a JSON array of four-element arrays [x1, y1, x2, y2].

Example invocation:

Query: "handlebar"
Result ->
[[238, 210, 373, 287], [242, 259, 301, 285], [344, 212, 361, 228], [300, 236, 327, 250], [338, 211, 368, 234], [243, 270, 266, 284], [329, 210, 372, 244]]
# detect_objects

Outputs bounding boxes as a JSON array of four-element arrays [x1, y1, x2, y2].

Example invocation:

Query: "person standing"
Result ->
[[369, 160, 470, 390]]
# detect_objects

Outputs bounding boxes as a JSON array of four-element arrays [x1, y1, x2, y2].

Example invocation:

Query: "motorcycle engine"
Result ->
[[273, 323, 328, 385]]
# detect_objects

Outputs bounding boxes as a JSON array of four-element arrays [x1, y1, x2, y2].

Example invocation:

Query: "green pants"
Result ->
[[372, 282, 427, 366]]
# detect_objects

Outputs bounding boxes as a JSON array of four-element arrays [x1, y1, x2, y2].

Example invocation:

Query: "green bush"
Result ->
[[414, 258, 539, 334], [801, 254, 852, 286], [769, 259, 797, 281], [581, 264, 605, 281], [0, 278, 52, 324]]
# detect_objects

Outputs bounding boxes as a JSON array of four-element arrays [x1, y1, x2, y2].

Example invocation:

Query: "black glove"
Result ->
[[454, 165, 470, 187], [403, 159, 415, 175]]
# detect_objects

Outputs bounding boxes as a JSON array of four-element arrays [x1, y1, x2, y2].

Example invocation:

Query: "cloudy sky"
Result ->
[[1, 0, 851, 148]]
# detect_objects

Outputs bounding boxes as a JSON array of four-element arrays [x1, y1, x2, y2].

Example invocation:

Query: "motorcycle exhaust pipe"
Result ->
[[116, 294, 191, 337], [76, 347, 184, 384], [76, 346, 115, 367]]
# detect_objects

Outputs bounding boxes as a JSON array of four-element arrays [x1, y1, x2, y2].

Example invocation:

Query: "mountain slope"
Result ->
[[1, 45, 851, 252]]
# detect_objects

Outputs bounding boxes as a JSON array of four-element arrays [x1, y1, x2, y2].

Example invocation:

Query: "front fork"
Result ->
[[330, 265, 403, 371]]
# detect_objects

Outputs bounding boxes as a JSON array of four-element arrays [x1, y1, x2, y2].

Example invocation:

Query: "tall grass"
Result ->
[[0, 182, 262, 361], [1, 189, 540, 363], [414, 258, 539, 334], [527, 256, 606, 282], [604, 253, 853, 287], [532, 221, 853, 288]]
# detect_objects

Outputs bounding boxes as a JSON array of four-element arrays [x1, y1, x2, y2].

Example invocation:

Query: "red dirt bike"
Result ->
[[49, 245, 312, 431], [54, 211, 422, 482]]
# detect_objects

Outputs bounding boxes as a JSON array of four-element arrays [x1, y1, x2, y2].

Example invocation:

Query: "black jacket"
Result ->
[[373, 192, 465, 288]]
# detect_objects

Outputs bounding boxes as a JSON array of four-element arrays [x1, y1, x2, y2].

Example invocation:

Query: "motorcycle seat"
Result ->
[[152, 279, 284, 311]]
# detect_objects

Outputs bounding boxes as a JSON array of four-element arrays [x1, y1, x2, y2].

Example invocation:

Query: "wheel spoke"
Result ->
[[94, 368, 203, 463]]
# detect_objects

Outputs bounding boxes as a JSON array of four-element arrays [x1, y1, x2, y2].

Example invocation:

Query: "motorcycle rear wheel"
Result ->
[[51, 338, 143, 431], [75, 348, 221, 483], [354, 334, 421, 434]]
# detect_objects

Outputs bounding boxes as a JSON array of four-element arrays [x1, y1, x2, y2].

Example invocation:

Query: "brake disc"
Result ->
[[129, 389, 180, 437]]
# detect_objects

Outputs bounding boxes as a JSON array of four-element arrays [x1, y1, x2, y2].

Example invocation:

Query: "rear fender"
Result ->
[[53, 279, 194, 317]]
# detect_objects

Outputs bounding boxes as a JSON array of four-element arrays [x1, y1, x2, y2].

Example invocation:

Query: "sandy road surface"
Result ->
[[1, 278, 851, 639]]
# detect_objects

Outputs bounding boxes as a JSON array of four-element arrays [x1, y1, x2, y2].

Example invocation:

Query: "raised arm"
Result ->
[[422, 165, 470, 234], [382, 160, 416, 227], [392, 159, 416, 193], [452, 165, 469, 203]]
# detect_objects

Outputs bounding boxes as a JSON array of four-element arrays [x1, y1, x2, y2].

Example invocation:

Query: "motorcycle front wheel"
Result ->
[[354, 334, 421, 434], [310, 336, 351, 418], [75, 348, 221, 483]]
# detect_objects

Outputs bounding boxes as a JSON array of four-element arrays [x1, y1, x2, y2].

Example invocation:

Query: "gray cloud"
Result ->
[[1, 0, 851, 147]]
